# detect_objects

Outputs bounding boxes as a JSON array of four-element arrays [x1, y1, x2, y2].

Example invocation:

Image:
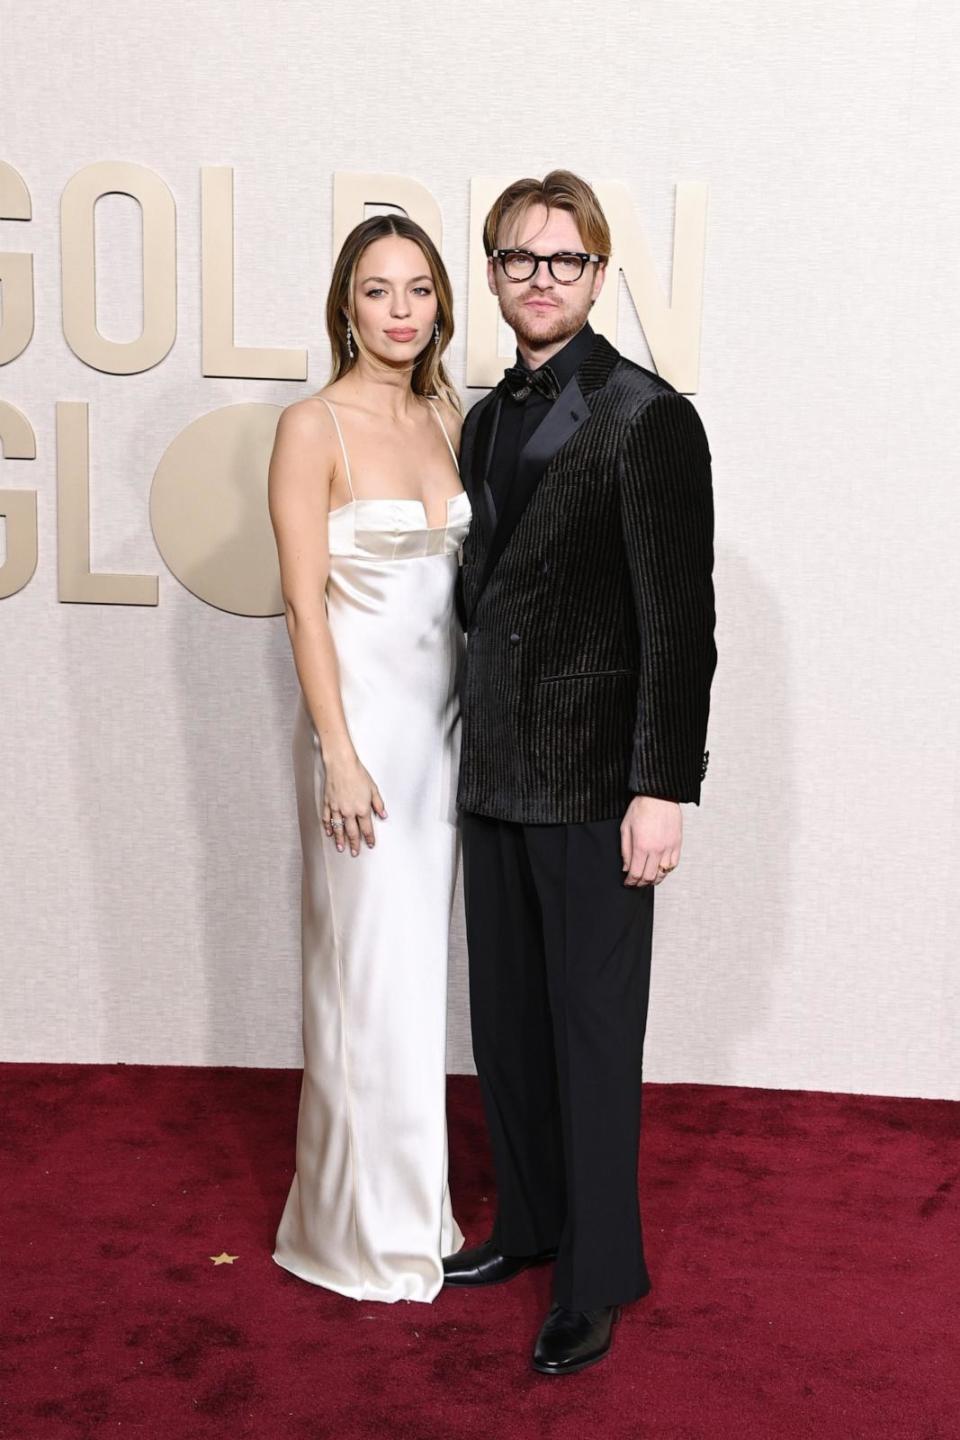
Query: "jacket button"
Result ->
[[540, 558, 549, 575], [469, 623, 481, 637], [509, 632, 521, 645]]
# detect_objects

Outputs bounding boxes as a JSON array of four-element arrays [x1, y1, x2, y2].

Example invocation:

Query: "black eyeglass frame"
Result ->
[[489, 248, 607, 284]]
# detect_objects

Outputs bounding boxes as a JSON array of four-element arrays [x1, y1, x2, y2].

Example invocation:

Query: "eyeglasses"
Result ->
[[490, 249, 606, 284]]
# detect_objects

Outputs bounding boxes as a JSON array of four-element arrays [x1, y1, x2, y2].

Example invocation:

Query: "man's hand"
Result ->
[[620, 795, 682, 887]]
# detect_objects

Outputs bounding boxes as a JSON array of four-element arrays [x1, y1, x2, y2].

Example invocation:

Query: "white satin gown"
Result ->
[[273, 396, 470, 1303]]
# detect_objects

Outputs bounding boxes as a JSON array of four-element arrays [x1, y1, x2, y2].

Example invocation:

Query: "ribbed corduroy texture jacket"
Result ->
[[456, 332, 716, 825]]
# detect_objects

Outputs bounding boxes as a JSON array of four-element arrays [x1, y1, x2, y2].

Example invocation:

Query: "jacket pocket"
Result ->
[[538, 669, 638, 683]]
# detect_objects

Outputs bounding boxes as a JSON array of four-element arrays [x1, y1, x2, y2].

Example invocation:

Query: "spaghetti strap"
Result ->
[[426, 398, 460, 474], [319, 397, 356, 501]]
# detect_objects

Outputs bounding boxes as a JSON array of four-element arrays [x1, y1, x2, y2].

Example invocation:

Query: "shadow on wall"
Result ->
[[166, 472, 301, 1057], [641, 540, 794, 1262], [167, 441, 301, 1231], [58, 391, 302, 1075], [446, 875, 473, 1074], [646, 540, 795, 1089]]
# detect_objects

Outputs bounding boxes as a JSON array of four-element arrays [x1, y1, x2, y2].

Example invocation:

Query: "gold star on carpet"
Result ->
[[210, 1252, 238, 1265]]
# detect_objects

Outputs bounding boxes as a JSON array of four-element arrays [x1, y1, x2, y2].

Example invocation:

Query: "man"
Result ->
[[445, 170, 717, 1376]]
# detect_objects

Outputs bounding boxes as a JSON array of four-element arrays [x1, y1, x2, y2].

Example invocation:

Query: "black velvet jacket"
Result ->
[[455, 331, 717, 825]]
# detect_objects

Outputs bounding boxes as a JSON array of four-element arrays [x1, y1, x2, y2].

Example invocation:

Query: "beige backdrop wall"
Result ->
[[2, 0, 958, 1098]]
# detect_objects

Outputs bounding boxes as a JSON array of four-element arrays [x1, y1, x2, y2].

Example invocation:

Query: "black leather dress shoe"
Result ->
[[442, 1237, 558, 1287], [531, 1303, 621, 1375]]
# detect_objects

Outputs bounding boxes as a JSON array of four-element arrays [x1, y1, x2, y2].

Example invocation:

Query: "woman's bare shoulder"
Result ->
[[429, 394, 464, 442], [277, 392, 338, 437], [269, 396, 341, 509]]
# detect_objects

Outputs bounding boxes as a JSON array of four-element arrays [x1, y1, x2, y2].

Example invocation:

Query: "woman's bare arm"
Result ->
[[267, 401, 386, 855]]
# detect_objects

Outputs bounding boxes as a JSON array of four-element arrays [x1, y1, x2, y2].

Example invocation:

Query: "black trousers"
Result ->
[[461, 811, 655, 1311]]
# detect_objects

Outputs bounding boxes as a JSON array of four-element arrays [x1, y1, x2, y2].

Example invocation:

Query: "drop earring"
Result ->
[[433, 320, 440, 347], [346, 319, 354, 359]]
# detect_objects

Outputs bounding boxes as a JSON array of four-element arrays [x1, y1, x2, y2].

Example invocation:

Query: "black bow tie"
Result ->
[[502, 362, 561, 403]]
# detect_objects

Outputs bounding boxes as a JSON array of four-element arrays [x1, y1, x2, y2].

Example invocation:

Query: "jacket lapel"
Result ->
[[476, 391, 502, 539], [473, 374, 588, 603], [461, 390, 501, 541], [470, 334, 621, 610], [457, 401, 478, 499]]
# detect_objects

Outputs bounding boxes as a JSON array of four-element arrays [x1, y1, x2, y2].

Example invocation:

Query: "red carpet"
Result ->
[[0, 1065, 956, 1440]]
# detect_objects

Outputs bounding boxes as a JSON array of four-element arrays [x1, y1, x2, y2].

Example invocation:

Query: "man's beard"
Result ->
[[500, 292, 592, 351]]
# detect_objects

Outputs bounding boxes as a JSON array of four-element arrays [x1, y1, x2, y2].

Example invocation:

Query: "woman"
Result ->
[[268, 215, 470, 1303]]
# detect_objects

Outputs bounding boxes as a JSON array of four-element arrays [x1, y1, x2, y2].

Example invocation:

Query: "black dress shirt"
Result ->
[[489, 322, 596, 514]]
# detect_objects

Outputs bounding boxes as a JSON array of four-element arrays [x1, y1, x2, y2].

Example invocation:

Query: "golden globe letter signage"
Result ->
[[0, 161, 707, 615]]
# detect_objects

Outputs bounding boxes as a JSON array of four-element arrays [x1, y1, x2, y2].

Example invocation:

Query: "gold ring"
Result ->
[[658, 863, 675, 873]]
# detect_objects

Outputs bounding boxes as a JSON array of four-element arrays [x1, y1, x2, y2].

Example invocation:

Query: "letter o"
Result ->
[[150, 403, 283, 616]]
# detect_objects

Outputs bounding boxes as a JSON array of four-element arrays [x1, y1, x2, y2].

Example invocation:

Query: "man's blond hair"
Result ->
[[483, 170, 611, 260]]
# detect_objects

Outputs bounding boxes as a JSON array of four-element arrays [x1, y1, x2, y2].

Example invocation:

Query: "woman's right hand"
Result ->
[[321, 754, 388, 856]]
